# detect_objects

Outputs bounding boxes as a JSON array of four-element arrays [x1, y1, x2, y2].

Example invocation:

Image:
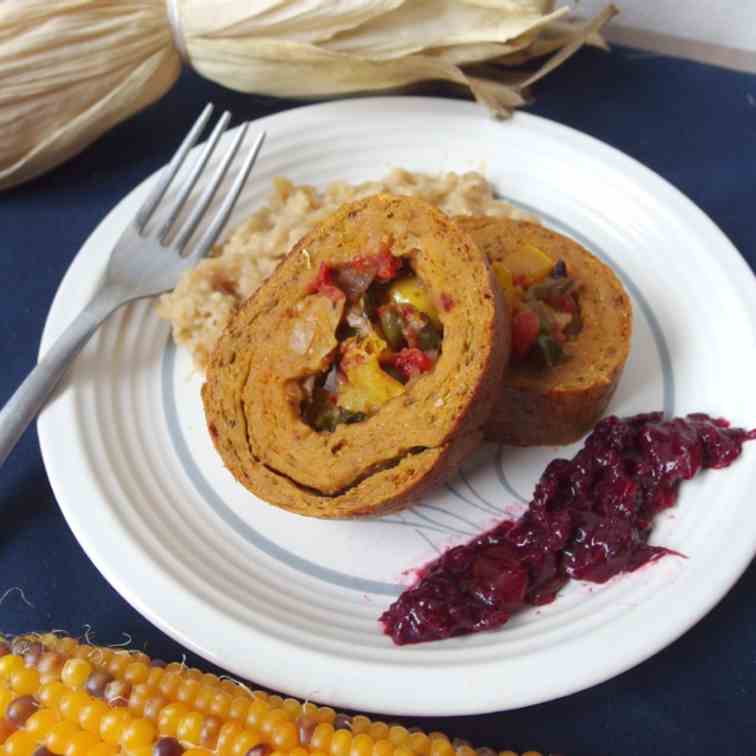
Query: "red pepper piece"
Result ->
[[374, 247, 403, 281], [555, 294, 577, 313], [440, 292, 455, 312], [511, 308, 540, 360], [391, 347, 435, 380], [308, 262, 345, 302]]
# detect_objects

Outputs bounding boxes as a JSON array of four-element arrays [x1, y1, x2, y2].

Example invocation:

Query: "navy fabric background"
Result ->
[[2, 46, 755, 755]]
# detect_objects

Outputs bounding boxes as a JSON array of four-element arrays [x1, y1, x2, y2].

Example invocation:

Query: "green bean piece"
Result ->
[[341, 409, 367, 425], [536, 333, 563, 368], [416, 324, 442, 351], [379, 306, 405, 350]]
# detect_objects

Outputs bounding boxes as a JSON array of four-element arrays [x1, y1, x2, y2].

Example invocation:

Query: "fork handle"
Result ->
[[0, 290, 121, 467]]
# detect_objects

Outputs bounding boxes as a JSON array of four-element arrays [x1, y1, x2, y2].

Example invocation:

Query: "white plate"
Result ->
[[38, 97, 756, 716]]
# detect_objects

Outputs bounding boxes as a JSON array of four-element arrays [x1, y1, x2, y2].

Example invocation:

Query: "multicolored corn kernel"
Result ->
[[0, 635, 544, 756]]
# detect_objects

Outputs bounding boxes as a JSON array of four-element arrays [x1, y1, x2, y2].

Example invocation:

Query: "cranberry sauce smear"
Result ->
[[381, 412, 756, 645]]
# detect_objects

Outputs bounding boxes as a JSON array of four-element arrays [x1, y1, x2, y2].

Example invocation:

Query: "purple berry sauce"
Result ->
[[381, 412, 756, 645]]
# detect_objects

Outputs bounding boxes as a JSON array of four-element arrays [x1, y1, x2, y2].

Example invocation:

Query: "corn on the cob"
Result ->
[[0, 634, 545, 756]]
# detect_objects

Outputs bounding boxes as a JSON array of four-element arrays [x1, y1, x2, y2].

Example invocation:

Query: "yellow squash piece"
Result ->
[[502, 242, 554, 286], [337, 331, 404, 415], [388, 276, 441, 327]]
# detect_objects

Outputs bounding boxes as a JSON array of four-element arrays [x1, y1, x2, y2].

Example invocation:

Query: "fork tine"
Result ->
[[188, 131, 266, 262], [157, 110, 231, 243], [172, 122, 250, 254], [135, 103, 214, 233]]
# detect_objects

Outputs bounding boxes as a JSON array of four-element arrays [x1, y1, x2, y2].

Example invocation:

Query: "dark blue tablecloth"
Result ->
[[2, 46, 755, 756]]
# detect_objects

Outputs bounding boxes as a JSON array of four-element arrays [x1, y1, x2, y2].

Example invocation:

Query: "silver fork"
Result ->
[[0, 103, 265, 466]]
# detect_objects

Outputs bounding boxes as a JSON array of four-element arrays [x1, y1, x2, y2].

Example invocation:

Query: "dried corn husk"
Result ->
[[0, 1, 617, 191]]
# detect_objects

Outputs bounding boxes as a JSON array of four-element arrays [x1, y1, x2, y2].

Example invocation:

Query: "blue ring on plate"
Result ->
[[162, 200, 674, 596]]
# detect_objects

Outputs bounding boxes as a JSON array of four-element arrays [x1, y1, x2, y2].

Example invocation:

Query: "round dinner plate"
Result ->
[[38, 97, 756, 716]]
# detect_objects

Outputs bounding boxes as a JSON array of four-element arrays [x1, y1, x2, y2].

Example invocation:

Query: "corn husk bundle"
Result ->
[[0, 1, 617, 191]]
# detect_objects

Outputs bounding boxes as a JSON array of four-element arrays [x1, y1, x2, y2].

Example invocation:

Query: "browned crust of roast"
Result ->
[[456, 216, 633, 446], [202, 195, 509, 517]]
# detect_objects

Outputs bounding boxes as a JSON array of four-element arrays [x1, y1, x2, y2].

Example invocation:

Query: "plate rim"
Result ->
[[37, 96, 756, 716]]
